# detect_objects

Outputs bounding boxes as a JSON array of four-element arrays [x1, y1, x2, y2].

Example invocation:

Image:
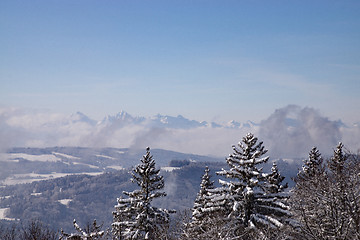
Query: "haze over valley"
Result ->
[[1, 105, 359, 158]]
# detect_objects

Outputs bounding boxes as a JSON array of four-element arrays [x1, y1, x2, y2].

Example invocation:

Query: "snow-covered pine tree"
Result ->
[[216, 133, 290, 236], [112, 147, 173, 240], [185, 166, 215, 238], [265, 162, 288, 194], [183, 166, 237, 240], [112, 196, 136, 240], [297, 146, 324, 181], [328, 142, 346, 176], [191, 166, 214, 226]]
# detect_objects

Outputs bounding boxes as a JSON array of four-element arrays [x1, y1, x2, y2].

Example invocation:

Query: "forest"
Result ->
[[0, 133, 359, 240]]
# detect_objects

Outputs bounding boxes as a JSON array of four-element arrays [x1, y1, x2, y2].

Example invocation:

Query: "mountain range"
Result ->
[[67, 110, 358, 130], [1, 105, 359, 160], [74, 110, 260, 130]]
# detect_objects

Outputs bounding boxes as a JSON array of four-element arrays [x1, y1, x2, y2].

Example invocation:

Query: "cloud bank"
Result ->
[[0, 105, 359, 158], [259, 105, 343, 158]]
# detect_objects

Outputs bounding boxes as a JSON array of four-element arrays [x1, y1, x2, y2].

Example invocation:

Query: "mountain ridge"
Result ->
[[71, 110, 359, 130]]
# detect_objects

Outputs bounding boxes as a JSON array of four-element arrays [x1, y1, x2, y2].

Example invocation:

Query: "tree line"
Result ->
[[1, 133, 359, 239]]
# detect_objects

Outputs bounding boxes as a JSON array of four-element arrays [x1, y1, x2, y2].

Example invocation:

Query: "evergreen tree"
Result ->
[[191, 166, 214, 226], [112, 147, 173, 240], [265, 162, 288, 194], [216, 133, 290, 236], [325, 142, 354, 239], [185, 166, 219, 239], [186, 178, 236, 239], [328, 142, 346, 176], [298, 146, 324, 181], [112, 196, 136, 240]]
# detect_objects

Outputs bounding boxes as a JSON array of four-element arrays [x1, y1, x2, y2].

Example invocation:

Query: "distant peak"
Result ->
[[70, 112, 96, 125], [116, 110, 130, 117]]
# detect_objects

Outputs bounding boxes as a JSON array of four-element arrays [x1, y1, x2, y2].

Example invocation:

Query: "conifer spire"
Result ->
[[112, 147, 173, 240], [217, 133, 289, 233]]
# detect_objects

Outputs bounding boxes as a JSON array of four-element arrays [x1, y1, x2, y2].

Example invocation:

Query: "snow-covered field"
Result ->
[[52, 152, 81, 160], [161, 167, 181, 172], [30, 192, 42, 196], [0, 208, 15, 221], [58, 199, 72, 206], [96, 154, 116, 160], [1, 153, 61, 162], [107, 165, 124, 170], [72, 162, 99, 169], [1, 172, 104, 185], [1, 152, 85, 162]]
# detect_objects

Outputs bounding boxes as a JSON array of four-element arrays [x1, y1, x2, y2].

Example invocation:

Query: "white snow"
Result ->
[[1, 171, 104, 185], [0, 208, 15, 221], [30, 192, 42, 196], [107, 165, 124, 170], [52, 152, 81, 160], [73, 162, 99, 169], [161, 167, 181, 172], [5, 153, 61, 162], [0, 195, 12, 200], [58, 199, 72, 206], [0, 154, 20, 162], [96, 154, 116, 159]]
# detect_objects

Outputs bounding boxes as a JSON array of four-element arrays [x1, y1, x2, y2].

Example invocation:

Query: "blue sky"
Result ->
[[1, 0, 360, 123]]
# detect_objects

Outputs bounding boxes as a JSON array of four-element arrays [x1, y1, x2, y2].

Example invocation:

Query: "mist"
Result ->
[[0, 105, 359, 159], [259, 105, 343, 158]]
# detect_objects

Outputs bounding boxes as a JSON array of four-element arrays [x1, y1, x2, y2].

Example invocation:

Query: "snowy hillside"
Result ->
[[0, 147, 221, 186], [0, 156, 300, 232]]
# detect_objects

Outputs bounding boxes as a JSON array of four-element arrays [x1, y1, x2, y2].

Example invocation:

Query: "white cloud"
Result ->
[[0, 106, 359, 159], [258, 105, 356, 158]]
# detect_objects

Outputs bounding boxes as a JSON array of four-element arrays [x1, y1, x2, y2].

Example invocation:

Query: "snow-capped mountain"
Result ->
[[97, 111, 255, 130], [100, 110, 146, 126], [1, 105, 358, 160], [226, 120, 259, 129], [149, 114, 208, 129], [70, 112, 97, 125]]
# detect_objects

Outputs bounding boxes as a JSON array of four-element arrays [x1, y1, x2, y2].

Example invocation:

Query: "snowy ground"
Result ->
[[72, 162, 100, 169], [107, 165, 124, 170], [96, 154, 116, 159], [52, 152, 81, 160], [161, 167, 181, 172], [0, 208, 15, 221], [1, 153, 61, 162], [1, 172, 104, 185], [58, 199, 72, 206]]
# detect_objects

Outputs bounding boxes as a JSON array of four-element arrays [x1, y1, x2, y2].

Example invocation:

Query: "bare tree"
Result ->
[[21, 219, 58, 240], [291, 143, 360, 239], [0, 224, 17, 240], [60, 219, 106, 240]]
